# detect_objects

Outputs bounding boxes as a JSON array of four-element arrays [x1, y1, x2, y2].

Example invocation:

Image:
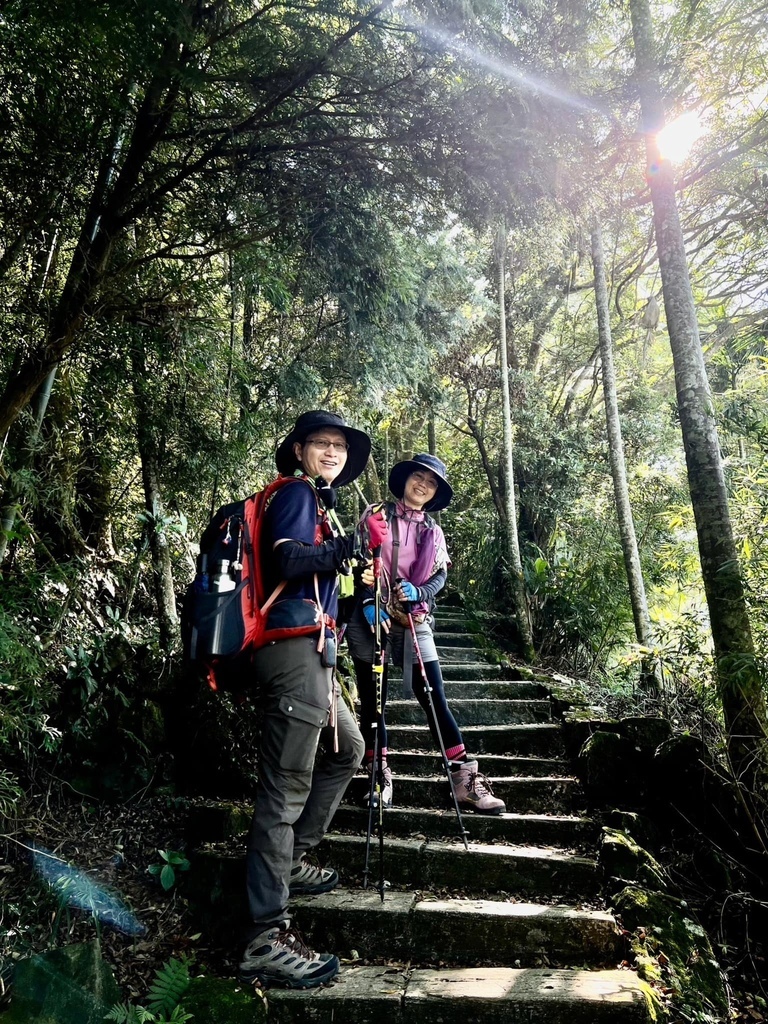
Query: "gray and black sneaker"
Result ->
[[239, 921, 340, 988], [289, 854, 339, 895]]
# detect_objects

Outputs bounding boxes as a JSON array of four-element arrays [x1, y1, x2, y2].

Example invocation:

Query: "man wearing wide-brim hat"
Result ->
[[239, 410, 387, 989]]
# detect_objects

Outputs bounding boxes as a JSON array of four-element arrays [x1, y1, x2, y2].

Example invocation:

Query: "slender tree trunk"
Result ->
[[591, 223, 660, 692], [630, 0, 768, 796], [132, 338, 179, 653], [466, 414, 504, 522], [496, 225, 535, 661], [0, 230, 62, 562]]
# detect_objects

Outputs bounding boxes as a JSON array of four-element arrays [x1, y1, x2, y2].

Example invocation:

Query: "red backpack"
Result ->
[[181, 475, 334, 692]]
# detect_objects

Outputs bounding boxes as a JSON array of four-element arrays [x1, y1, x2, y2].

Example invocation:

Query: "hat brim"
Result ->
[[276, 424, 371, 487], [388, 460, 453, 512]]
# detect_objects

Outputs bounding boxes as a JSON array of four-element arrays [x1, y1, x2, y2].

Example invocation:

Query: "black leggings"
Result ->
[[355, 656, 465, 763]]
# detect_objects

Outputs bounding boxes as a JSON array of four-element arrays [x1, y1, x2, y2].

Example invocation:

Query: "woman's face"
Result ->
[[402, 468, 439, 510]]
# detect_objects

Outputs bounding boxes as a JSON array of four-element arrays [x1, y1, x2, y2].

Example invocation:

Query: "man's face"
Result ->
[[294, 428, 349, 484]]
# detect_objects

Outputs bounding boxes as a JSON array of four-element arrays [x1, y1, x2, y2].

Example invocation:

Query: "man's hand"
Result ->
[[360, 562, 375, 587], [365, 509, 389, 551]]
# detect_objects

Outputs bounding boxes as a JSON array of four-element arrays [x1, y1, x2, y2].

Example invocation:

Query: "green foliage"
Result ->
[[147, 957, 192, 1016], [0, 767, 23, 819], [147, 850, 190, 892], [106, 957, 192, 1023], [105, 1003, 193, 1024], [0, 586, 62, 768]]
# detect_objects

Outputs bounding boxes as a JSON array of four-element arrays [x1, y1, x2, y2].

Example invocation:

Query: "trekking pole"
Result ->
[[402, 594, 469, 850], [362, 541, 387, 900]]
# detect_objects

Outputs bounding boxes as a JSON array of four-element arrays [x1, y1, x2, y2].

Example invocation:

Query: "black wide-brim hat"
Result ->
[[388, 453, 453, 512], [275, 410, 371, 487]]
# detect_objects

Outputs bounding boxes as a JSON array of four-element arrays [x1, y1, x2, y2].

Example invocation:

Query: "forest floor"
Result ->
[[0, 790, 233, 1012], [1, 786, 766, 1022]]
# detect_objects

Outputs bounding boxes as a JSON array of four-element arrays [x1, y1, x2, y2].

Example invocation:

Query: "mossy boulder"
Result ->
[[613, 885, 728, 1019], [545, 677, 592, 719], [600, 827, 670, 891], [576, 729, 638, 805], [652, 733, 708, 796], [619, 716, 672, 754], [605, 809, 660, 851], [182, 974, 266, 1023], [562, 711, 620, 760], [0, 940, 120, 1024], [651, 733, 736, 834]]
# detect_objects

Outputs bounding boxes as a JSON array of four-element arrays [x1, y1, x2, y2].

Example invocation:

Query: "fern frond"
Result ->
[[168, 1008, 194, 1023], [104, 1003, 139, 1023], [146, 958, 191, 1015]]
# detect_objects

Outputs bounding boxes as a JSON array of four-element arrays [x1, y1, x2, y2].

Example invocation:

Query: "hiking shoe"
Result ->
[[239, 921, 340, 988], [289, 854, 339, 895], [452, 760, 506, 815], [364, 764, 393, 809]]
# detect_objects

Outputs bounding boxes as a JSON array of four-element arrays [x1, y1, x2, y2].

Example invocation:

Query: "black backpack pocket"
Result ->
[[183, 582, 247, 659]]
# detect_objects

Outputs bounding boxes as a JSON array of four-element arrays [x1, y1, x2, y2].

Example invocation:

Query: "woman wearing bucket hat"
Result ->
[[239, 409, 389, 989], [346, 453, 505, 816]]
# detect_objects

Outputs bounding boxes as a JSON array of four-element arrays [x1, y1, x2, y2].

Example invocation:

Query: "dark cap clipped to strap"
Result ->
[[388, 453, 453, 512], [275, 410, 371, 487]]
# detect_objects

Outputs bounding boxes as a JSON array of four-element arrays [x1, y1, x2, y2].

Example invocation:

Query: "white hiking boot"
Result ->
[[452, 760, 506, 815], [288, 854, 339, 895], [238, 920, 339, 987]]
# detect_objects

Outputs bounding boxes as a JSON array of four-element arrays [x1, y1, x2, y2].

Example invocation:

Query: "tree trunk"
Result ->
[[591, 223, 660, 692], [630, 0, 768, 795], [496, 225, 535, 661], [132, 338, 179, 654]]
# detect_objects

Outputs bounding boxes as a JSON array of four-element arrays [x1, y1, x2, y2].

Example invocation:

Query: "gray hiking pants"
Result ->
[[245, 635, 364, 935]]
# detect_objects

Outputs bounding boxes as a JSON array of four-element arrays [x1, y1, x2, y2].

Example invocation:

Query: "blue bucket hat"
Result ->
[[388, 453, 453, 512]]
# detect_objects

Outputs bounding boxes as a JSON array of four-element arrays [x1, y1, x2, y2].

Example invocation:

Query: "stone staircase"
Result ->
[[189, 608, 656, 1022]]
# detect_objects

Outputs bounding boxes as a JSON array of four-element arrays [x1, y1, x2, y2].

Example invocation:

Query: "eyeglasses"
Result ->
[[305, 437, 349, 453]]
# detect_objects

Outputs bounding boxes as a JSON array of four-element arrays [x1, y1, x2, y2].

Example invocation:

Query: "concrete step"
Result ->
[[390, 661, 502, 680], [386, 723, 566, 757], [290, 887, 621, 965], [344, 774, 580, 815], [266, 965, 654, 1024], [384, 751, 570, 778], [442, 680, 547, 699], [315, 835, 598, 899], [383, 698, 552, 726], [190, 838, 598, 915], [432, 632, 480, 648], [186, 799, 596, 850], [330, 806, 597, 848], [435, 646, 494, 664], [432, 615, 471, 630]]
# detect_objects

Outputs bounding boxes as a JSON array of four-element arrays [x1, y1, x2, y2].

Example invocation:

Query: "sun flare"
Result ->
[[655, 111, 706, 163]]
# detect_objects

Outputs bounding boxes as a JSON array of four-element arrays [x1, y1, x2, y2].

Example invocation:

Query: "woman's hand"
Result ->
[[363, 602, 390, 633], [396, 580, 420, 603]]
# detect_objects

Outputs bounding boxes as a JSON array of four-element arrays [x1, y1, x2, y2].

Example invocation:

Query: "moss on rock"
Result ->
[[619, 717, 672, 754], [604, 810, 659, 852], [600, 827, 670, 891], [613, 885, 728, 1018], [182, 974, 267, 1023]]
